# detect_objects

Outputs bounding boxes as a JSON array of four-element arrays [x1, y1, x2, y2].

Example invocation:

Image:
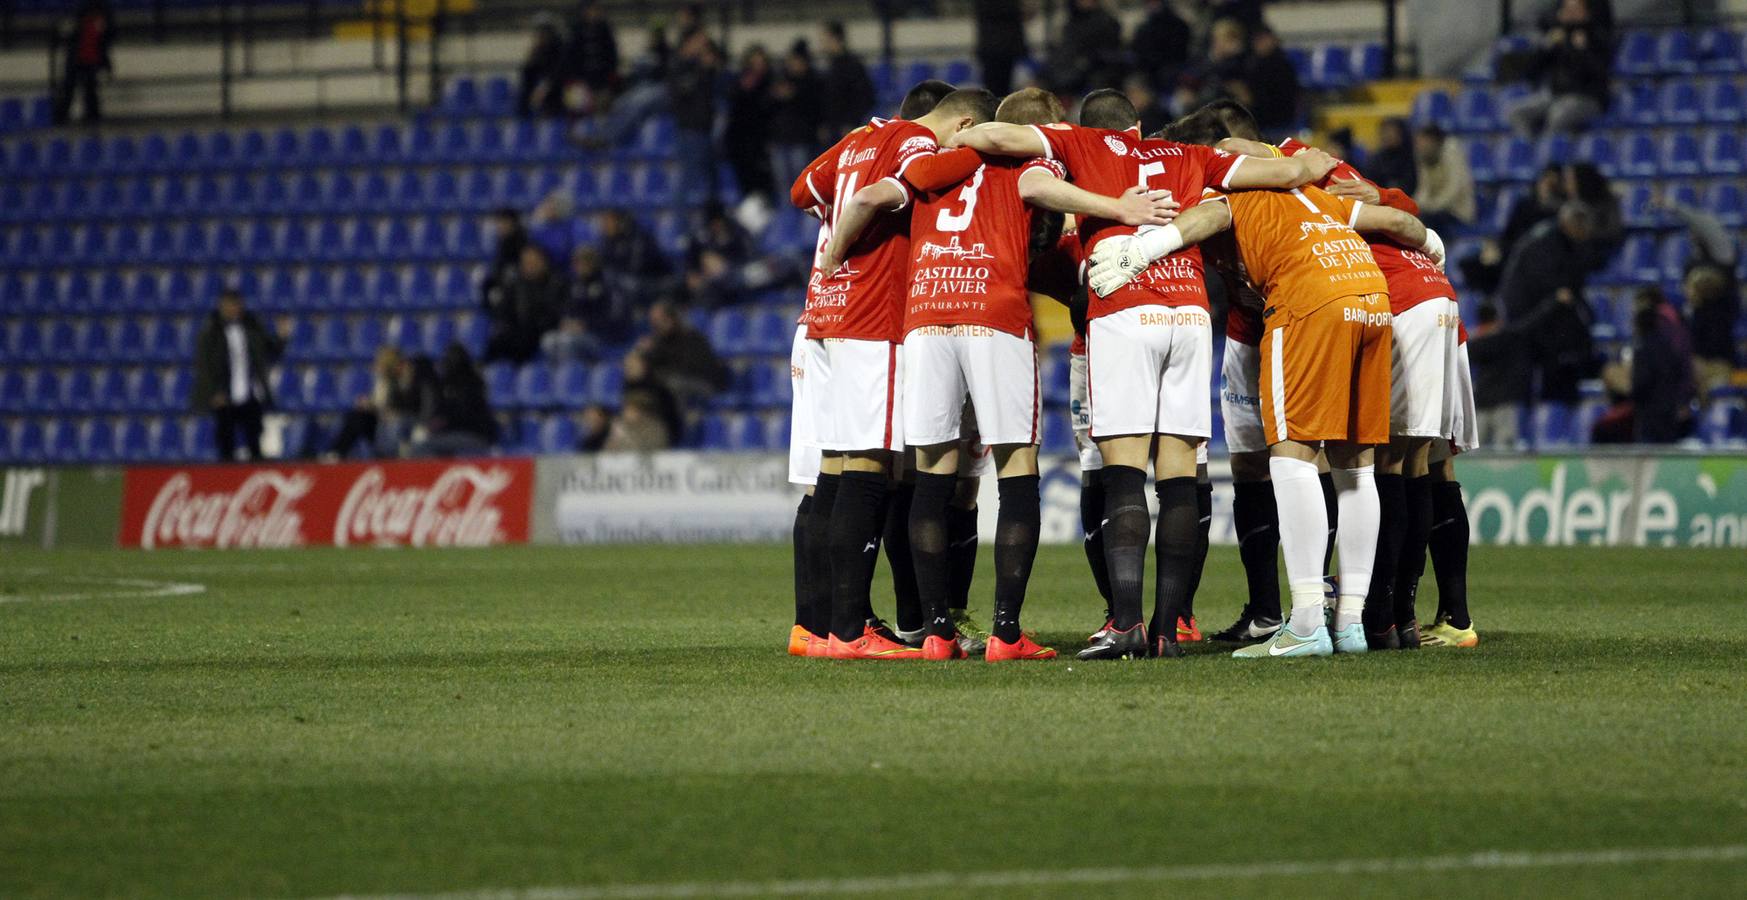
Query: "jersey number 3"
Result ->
[[935, 165, 986, 232]]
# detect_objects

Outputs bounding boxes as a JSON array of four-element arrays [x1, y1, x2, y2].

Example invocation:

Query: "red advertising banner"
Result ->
[[120, 459, 534, 549]]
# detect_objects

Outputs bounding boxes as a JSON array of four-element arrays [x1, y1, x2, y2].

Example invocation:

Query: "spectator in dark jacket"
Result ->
[[635, 301, 729, 404], [1130, 0, 1191, 93], [818, 21, 876, 143], [1592, 287, 1696, 443], [1366, 118, 1416, 195], [565, 1, 619, 98], [542, 247, 615, 362], [1506, 0, 1612, 135], [1564, 162, 1622, 272], [416, 344, 500, 457], [1460, 163, 1564, 295], [724, 45, 777, 204], [518, 17, 569, 117], [1171, 17, 1249, 116], [1244, 26, 1300, 133], [54, 0, 112, 124], [1051, 0, 1126, 95], [768, 41, 822, 194], [1665, 198, 1742, 399], [668, 26, 723, 201], [974, 0, 1028, 96], [1495, 202, 1598, 405], [191, 289, 289, 461], [484, 244, 566, 364], [324, 348, 438, 459], [618, 352, 684, 448], [481, 207, 528, 307], [598, 208, 670, 300]]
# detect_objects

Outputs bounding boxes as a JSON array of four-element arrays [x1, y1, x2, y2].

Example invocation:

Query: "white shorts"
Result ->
[[1390, 298, 1462, 439], [1086, 305, 1213, 441], [814, 338, 904, 453], [1447, 340, 1479, 454], [903, 326, 1040, 447], [1219, 339, 1266, 454], [1069, 350, 1103, 471], [788, 325, 824, 485]]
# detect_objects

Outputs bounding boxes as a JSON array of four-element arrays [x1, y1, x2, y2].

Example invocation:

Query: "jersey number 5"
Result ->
[[1137, 160, 1166, 190], [935, 165, 986, 232]]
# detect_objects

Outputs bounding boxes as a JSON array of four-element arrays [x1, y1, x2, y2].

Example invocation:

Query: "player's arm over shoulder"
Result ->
[[947, 121, 1051, 157]]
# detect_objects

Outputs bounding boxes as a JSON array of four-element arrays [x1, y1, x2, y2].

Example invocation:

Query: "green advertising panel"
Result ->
[[0, 466, 125, 550], [1459, 455, 1747, 547]]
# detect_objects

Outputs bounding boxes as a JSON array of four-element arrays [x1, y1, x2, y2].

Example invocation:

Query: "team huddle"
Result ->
[[782, 79, 1482, 662]]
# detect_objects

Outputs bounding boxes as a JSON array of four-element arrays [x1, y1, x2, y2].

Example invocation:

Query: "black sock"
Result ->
[[1320, 471, 1338, 575], [1080, 470, 1113, 615], [992, 475, 1041, 643], [1232, 480, 1282, 621], [1181, 481, 1212, 620], [906, 471, 958, 638], [1395, 474, 1434, 627], [947, 502, 978, 611], [827, 470, 888, 641], [803, 474, 838, 638], [1148, 477, 1200, 641], [793, 494, 813, 628], [1365, 473, 1406, 634], [883, 481, 922, 633], [1430, 480, 1472, 629], [1101, 465, 1150, 631]]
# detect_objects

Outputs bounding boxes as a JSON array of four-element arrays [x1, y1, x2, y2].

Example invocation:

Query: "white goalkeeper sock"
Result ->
[[1329, 464, 1380, 630], [1270, 454, 1329, 635]]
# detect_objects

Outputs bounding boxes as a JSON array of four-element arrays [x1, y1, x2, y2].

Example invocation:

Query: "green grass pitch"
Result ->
[[2, 543, 1745, 898]]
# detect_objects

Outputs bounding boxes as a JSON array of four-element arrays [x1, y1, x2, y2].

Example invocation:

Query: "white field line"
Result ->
[[0, 573, 206, 604], [319, 844, 1747, 900]]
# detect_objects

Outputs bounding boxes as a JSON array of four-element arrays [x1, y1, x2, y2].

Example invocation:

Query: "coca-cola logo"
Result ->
[[140, 471, 314, 549], [333, 465, 512, 548]]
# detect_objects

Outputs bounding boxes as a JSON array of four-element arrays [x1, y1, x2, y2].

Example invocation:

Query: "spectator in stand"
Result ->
[[54, 0, 112, 125], [1505, 0, 1613, 136], [1466, 305, 1525, 448], [518, 15, 569, 117], [586, 24, 672, 147], [619, 352, 684, 448], [768, 41, 822, 196], [1498, 201, 1599, 408], [1131, 0, 1192, 94], [1662, 199, 1742, 400], [668, 22, 724, 202], [1124, 73, 1170, 135], [1171, 17, 1248, 116], [543, 247, 612, 363], [598, 208, 670, 301], [481, 207, 528, 309], [1366, 118, 1416, 195], [1412, 123, 1475, 234], [1591, 286, 1695, 444], [635, 301, 729, 405], [1243, 25, 1300, 133], [1564, 162, 1621, 272], [324, 348, 439, 459], [682, 203, 754, 304], [1459, 162, 1564, 295], [565, 0, 619, 109], [416, 344, 500, 458], [724, 45, 777, 205], [817, 21, 876, 144], [973, 0, 1028, 96], [1051, 0, 1126, 96], [576, 404, 614, 452], [528, 190, 578, 263], [484, 244, 565, 364], [192, 289, 289, 462]]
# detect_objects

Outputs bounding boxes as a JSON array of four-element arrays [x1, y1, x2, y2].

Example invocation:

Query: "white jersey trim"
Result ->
[[1219, 154, 1248, 190]]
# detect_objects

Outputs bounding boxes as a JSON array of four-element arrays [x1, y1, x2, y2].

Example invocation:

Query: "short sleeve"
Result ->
[[890, 125, 939, 181], [1020, 157, 1067, 180]]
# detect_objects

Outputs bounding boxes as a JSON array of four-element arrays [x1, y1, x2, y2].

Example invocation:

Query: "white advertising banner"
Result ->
[[536, 452, 800, 544]]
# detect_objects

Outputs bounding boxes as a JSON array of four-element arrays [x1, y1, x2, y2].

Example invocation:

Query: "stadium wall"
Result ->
[[5, 451, 1745, 551]]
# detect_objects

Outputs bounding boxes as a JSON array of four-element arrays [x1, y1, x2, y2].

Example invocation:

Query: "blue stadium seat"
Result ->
[[553, 360, 590, 407], [145, 318, 182, 362], [481, 76, 513, 116], [78, 319, 115, 362], [1498, 136, 1535, 180], [748, 309, 791, 355], [697, 413, 730, 450], [517, 364, 554, 408], [729, 413, 768, 451], [1573, 132, 1616, 176], [451, 218, 489, 259], [95, 368, 130, 412], [46, 419, 79, 462], [1616, 30, 1657, 76], [117, 417, 153, 461], [370, 124, 404, 163], [1620, 133, 1659, 178], [129, 367, 166, 413], [393, 315, 427, 354], [1613, 81, 1659, 126], [1705, 181, 1745, 227], [589, 364, 623, 406], [337, 124, 371, 166], [425, 314, 458, 354], [269, 127, 301, 167], [303, 127, 336, 167], [183, 416, 215, 460], [1411, 89, 1454, 128], [1041, 412, 1073, 455], [314, 316, 352, 361], [463, 168, 498, 209], [1701, 131, 1743, 175], [79, 419, 116, 462], [428, 170, 460, 212], [485, 363, 516, 409], [1354, 42, 1387, 81], [1659, 233, 1693, 281], [106, 135, 139, 175], [1619, 233, 1661, 282], [1659, 80, 1702, 125], [1655, 29, 1698, 74], [708, 309, 751, 353], [0, 369, 26, 413], [1310, 44, 1353, 88], [44, 320, 77, 362], [273, 366, 307, 412], [458, 313, 491, 356], [146, 416, 182, 460], [164, 367, 192, 409], [1662, 133, 1702, 176], [1696, 27, 1743, 72], [1701, 78, 1743, 123], [1531, 402, 1577, 446], [443, 76, 478, 115], [63, 369, 98, 413], [304, 366, 342, 412], [12, 419, 45, 462], [538, 417, 578, 454]]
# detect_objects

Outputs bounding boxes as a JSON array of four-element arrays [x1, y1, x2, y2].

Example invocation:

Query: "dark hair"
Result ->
[[931, 88, 998, 125], [823, 20, 845, 42], [1159, 108, 1230, 146], [219, 288, 243, 304], [493, 206, 521, 221], [1564, 162, 1610, 204], [1201, 98, 1261, 141], [996, 87, 1066, 126], [1477, 304, 1499, 325], [898, 79, 956, 119], [1078, 88, 1138, 130]]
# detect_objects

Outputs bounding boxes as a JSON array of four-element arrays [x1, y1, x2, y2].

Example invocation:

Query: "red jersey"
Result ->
[[809, 119, 940, 342], [1275, 137, 1453, 315], [1225, 295, 1265, 346], [905, 157, 1064, 338], [1033, 123, 1247, 318]]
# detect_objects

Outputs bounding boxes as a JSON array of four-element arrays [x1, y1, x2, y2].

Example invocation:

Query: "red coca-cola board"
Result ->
[[119, 459, 534, 549]]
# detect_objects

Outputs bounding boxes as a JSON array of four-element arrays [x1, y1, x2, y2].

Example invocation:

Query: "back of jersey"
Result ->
[[1224, 185, 1389, 316], [811, 119, 939, 342], [906, 156, 1061, 338]]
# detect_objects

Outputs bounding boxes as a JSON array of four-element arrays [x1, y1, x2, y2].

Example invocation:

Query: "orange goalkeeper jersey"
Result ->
[[1215, 185, 1389, 318]]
